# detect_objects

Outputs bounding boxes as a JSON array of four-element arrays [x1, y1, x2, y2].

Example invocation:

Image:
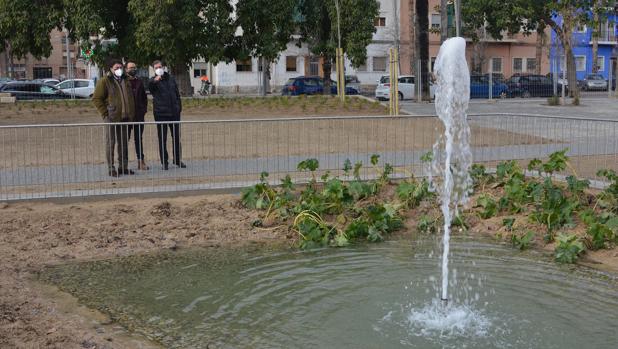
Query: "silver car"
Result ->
[[579, 74, 608, 91]]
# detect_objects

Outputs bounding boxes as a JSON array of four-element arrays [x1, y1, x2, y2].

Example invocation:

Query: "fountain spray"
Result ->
[[431, 37, 472, 303]]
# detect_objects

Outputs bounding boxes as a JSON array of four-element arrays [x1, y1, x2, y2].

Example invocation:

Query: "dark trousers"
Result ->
[[128, 123, 145, 160], [156, 121, 181, 165], [105, 123, 129, 171]]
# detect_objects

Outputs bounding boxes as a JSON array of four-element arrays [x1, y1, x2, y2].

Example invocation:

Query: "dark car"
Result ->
[[282, 76, 324, 95], [506, 74, 562, 98], [0, 81, 73, 100], [281, 76, 358, 96]]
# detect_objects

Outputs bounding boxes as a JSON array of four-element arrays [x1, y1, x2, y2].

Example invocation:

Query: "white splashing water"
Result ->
[[407, 299, 490, 338], [432, 37, 472, 301]]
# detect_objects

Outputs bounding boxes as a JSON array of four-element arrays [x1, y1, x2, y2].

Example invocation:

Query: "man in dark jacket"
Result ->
[[126, 60, 149, 170], [92, 58, 136, 177], [148, 60, 185, 170]]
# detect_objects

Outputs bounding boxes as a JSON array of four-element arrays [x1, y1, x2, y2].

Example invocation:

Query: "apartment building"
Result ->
[[0, 29, 91, 80]]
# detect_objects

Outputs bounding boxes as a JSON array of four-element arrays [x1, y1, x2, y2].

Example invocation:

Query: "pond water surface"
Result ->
[[40, 237, 618, 349]]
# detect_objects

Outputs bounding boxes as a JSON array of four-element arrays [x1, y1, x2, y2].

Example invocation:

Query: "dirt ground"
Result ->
[[1, 188, 617, 348], [0, 97, 551, 169]]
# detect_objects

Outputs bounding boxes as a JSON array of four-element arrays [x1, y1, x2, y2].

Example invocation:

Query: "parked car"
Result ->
[[506, 74, 561, 98], [344, 75, 361, 93], [470, 74, 508, 98], [0, 81, 72, 100], [374, 75, 435, 101], [578, 74, 608, 91], [56, 79, 95, 98], [281, 76, 325, 95], [330, 79, 360, 95], [33, 78, 61, 86]]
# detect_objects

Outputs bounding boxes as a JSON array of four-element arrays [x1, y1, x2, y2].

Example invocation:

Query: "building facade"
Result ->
[[0, 29, 91, 81], [399, 0, 551, 79], [549, 13, 618, 80]]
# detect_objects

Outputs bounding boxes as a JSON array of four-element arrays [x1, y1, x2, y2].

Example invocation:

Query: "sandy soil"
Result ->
[[1, 188, 617, 348]]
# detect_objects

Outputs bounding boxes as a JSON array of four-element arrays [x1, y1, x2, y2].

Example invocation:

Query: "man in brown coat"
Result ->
[[92, 58, 136, 177]]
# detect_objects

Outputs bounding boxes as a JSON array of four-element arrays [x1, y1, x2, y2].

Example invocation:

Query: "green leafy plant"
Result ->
[[596, 169, 618, 213], [293, 210, 347, 249], [470, 164, 494, 189], [555, 234, 585, 264], [511, 231, 534, 250], [502, 217, 516, 232], [241, 172, 275, 210], [396, 178, 432, 208], [417, 215, 438, 234], [475, 194, 498, 219]]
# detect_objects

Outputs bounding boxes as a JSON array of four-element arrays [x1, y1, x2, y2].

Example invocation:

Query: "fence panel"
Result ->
[[0, 114, 616, 200]]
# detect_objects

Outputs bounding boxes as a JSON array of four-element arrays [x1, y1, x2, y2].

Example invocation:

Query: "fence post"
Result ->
[[561, 49, 566, 105], [488, 69, 493, 100], [608, 63, 613, 99]]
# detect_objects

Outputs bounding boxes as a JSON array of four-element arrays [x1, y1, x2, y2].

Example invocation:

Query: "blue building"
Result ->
[[550, 13, 618, 81]]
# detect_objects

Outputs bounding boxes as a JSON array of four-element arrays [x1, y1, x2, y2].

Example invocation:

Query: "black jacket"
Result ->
[[148, 72, 182, 120]]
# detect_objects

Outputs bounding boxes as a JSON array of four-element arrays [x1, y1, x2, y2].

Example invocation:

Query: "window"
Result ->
[[526, 58, 537, 73], [431, 14, 441, 29], [491, 57, 503, 73], [286, 56, 297, 72], [430, 57, 436, 72], [575, 56, 586, 71], [374, 17, 386, 27], [193, 68, 208, 78], [304, 78, 319, 87], [40, 85, 56, 94], [373, 56, 387, 72], [57, 81, 73, 89], [236, 58, 252, 72], [75, 80, 90, 88], [596, 56, 605, 72], [513, 58, 523, 73]]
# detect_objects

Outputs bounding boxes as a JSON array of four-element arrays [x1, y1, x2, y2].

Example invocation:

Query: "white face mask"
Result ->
[[114, 68, 123, 77], [155, 68, 164, 76]]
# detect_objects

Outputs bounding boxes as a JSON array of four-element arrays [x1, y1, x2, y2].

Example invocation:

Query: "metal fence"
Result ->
[[0, 114, 616, 200]]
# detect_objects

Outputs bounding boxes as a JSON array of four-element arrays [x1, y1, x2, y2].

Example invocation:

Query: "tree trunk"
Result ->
[[561, 15, 580, 101], [535, 22, 546, 75], [440, 0, 448, 43], [415, 0, 430, 100], [172, 63, 193, 97], [592, 2, 600, 73], [322, 55, 332, 95]]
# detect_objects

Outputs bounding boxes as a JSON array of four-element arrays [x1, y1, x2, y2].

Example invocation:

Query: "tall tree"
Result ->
[[129, 0, 236, 95], [298, 0, 379, 94], [415, 0, 430, 100], [234, 0, 297, 95], [0, 0, 64, 77]]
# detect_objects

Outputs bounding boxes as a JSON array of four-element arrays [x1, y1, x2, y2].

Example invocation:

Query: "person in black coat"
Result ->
[[148, 59, 186, 170], [126, 60, 149, 170]]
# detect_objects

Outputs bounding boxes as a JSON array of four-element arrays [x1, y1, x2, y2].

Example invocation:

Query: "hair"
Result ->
[[106, 57, 123, 69], [125, 59, 138, 66], [152, 59, 165, 67]]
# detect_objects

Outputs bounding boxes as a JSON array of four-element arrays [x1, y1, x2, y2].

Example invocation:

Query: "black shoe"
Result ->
[[163, 163, 169, 170], [119, 169, 135, 175], [108, 169, 118, 177], [174, 161, 187, 168]]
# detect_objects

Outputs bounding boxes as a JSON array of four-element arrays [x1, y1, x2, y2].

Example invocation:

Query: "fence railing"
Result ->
[[0, 114, 616, 200]]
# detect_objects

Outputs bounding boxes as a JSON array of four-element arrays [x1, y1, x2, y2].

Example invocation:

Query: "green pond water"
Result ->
[[40, 237, 618, 349]]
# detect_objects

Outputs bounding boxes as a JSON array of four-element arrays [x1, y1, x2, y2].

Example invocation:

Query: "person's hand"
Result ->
[[154, 75, 161, 81]]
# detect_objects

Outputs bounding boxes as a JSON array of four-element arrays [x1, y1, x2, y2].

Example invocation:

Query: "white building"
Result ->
[[189, 0, 400, 95]]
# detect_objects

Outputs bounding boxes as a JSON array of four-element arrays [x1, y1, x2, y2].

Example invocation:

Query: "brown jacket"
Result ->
[[92, 72, 135, 122]]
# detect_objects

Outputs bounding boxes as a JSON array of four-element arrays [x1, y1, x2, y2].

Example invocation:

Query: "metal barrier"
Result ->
[[0, 114, 616, 200]]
